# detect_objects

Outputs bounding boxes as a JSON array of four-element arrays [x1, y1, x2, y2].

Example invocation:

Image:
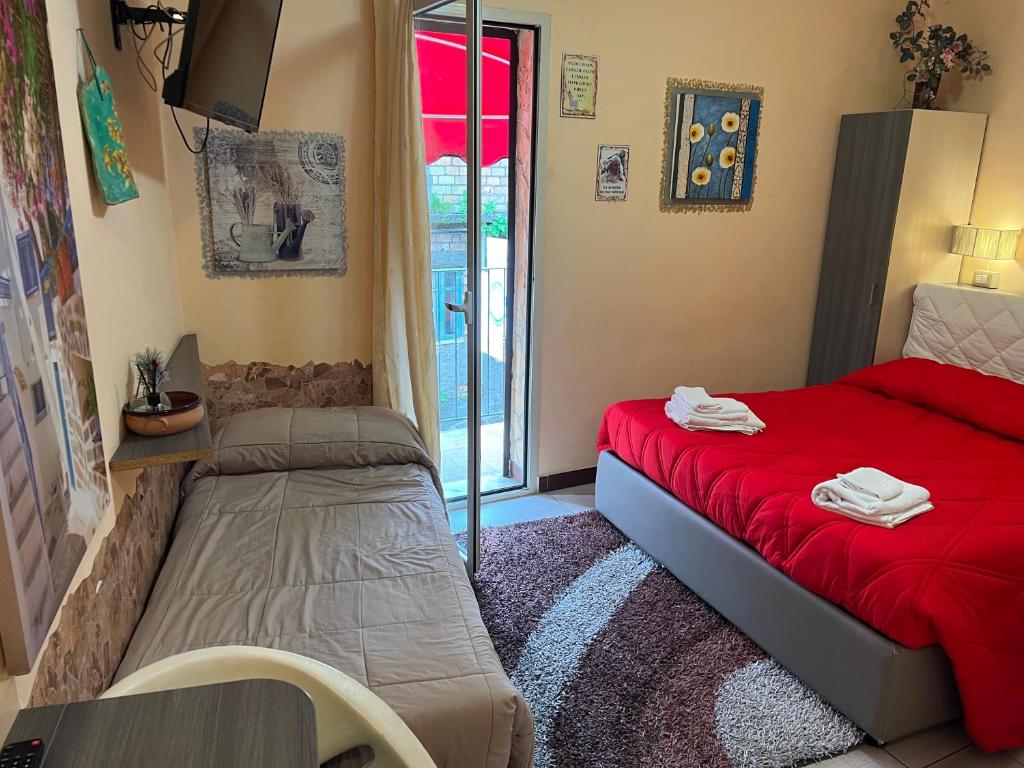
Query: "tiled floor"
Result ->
[[455, 487, 1023, 768], [439, 422, 519, 498], [816, 720, 1024, 767], [446, 483, 594, 533]]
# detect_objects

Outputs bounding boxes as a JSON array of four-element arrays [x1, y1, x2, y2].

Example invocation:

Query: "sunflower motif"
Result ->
[[106, 118, 124, 145], [689, 123, 705, 143], [720, 146, 737, 168], [692, 167, 712, 186], [722, 112, 740, 133]]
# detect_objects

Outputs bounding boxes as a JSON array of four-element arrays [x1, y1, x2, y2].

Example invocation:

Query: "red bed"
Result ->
[[597, 357, 1024, 752]]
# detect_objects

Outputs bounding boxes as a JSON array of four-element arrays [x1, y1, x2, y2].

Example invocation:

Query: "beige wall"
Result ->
[[165, 0, 374, 365], [1, 0, 185, 715], [56, 2, 186, 446], [931, 0, 1024, 290], [163, 0, 911, 476], [494, 0, 902, 474]]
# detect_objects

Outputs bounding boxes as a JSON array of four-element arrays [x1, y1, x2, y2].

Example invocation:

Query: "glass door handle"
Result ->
[[445, 290, 474, 326]]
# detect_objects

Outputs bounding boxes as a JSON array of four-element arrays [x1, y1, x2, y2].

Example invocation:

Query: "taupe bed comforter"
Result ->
[[116, 407, 533, 768]]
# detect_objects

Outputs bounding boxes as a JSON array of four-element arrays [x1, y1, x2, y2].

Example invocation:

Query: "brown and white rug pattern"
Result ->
[[470, 511, 862, 768]]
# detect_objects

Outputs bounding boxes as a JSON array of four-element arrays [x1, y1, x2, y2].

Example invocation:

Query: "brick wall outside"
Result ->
[[427, 155, 509, 269], [427, 156, 508, 214]]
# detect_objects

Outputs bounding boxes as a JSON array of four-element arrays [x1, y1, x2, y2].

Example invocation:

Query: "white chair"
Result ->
[[101, 646, 437, 768]]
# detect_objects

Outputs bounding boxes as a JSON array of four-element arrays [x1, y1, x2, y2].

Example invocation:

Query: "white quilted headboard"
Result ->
[[904, 283, 1024, 384]]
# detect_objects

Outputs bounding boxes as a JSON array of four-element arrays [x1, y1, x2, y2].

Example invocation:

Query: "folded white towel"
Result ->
[[672, 387, 751, 419], [812, 477, 932, 529], [816, 503, 931, 529], [838, 467, 904, 502], [669, 395, 750, 424], [664, 398, 766, 435]]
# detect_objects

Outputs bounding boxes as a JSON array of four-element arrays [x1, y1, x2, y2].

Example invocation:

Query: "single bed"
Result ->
[[596, 282, 1024, 752], [115, 406, 533, 768]]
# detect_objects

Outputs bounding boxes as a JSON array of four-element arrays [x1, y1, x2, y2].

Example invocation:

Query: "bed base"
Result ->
[[595, 451, 961, 744]]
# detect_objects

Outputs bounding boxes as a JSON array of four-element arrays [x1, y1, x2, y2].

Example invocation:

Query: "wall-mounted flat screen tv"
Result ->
[[163, 0, 284, 133]]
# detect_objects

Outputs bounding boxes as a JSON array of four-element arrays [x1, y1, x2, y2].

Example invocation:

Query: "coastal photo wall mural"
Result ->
[[0, 0, 110, 673]]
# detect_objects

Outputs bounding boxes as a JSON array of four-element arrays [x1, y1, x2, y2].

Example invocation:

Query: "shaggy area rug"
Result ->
[[469, 511, 863, 768]]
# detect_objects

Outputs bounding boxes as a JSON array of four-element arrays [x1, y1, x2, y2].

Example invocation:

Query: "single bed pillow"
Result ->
[[185, 406, 439, 491]]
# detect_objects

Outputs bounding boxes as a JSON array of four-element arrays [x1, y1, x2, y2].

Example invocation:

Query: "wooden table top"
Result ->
[[3, 680, 317, 767]]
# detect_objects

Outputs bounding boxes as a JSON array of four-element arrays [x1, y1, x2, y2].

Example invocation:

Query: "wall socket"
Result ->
[[972, 270, 1000, 290]]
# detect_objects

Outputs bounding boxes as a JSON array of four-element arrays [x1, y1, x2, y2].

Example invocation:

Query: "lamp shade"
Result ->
[[951, 226, 1021, 261]]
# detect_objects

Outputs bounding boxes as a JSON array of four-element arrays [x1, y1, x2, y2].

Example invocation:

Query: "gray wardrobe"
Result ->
[[806, 109, 986, 385]]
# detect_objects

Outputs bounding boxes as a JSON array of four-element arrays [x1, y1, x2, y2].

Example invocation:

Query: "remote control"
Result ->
[[0, 739, 43, 767]]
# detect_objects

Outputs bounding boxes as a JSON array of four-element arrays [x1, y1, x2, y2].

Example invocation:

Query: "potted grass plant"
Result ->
[[133, 348, 170, 410], [891, 0, 991, 109], [124, 347, 205, 436]]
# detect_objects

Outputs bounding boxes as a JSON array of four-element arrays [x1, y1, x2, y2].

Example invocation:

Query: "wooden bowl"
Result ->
[[124, 391, 205, 437]]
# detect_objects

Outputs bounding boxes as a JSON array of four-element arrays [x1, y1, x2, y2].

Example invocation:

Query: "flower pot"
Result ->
[[912, 78, 940, 110], [274, 203, 315, 260], [125, 391, 205, 437]]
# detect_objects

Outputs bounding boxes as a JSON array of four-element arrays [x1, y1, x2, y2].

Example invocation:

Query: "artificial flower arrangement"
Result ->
[[891, 0, 991, 109]]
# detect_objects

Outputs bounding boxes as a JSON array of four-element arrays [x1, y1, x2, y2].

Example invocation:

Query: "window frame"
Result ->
[[16, 232, 39, 298], [30, 379, 47, 422]]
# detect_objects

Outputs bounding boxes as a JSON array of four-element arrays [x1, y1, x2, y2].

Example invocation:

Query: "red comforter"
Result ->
[[597, 358, 1024, 751]]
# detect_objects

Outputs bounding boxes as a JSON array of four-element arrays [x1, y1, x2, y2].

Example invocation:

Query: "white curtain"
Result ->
[[372, 0, 441, 462]]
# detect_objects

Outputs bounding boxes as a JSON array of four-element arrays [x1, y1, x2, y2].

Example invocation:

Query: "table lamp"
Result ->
[[951, 225, 1021, 289]]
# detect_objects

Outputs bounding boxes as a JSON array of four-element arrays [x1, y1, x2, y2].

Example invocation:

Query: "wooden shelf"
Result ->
[[108, 335, 213, 472]]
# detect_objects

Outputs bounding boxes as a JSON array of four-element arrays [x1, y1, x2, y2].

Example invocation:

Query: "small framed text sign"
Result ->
[[596, 145, 630, 201], [561, 54, 598, 118]]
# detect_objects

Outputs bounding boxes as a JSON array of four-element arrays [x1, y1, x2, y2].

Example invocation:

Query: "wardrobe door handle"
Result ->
[[869, 282, 881, 307]]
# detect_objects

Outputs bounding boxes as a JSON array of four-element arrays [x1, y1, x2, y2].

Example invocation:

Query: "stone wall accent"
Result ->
[[28, 462, 183, 706], [202, 360, 373, 429]]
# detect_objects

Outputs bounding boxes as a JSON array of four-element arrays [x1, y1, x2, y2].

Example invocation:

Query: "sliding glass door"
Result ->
[[415, 1, 540, 574], [414, 0, 484, 572], [417, 19, 522, 500], [464, 0, 483, 574]]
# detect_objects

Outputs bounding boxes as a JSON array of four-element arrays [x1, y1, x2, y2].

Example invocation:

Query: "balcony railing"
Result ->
[[432, 266, 508, 431]]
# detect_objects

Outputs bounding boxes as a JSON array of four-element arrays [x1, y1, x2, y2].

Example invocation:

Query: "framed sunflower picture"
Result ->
[[660, 79, 764, 213]]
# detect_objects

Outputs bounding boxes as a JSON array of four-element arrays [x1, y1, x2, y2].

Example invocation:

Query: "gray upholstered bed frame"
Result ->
[[595, 284, 1024, 743], [595, 451, 961, 744]]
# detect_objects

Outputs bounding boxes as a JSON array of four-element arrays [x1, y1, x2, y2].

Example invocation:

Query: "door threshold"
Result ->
[[445, 483, 537, 513]]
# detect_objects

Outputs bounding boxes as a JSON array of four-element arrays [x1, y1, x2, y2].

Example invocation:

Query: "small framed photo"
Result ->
[[596, 145, 630, 202], [560, 53, 598, 119]]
